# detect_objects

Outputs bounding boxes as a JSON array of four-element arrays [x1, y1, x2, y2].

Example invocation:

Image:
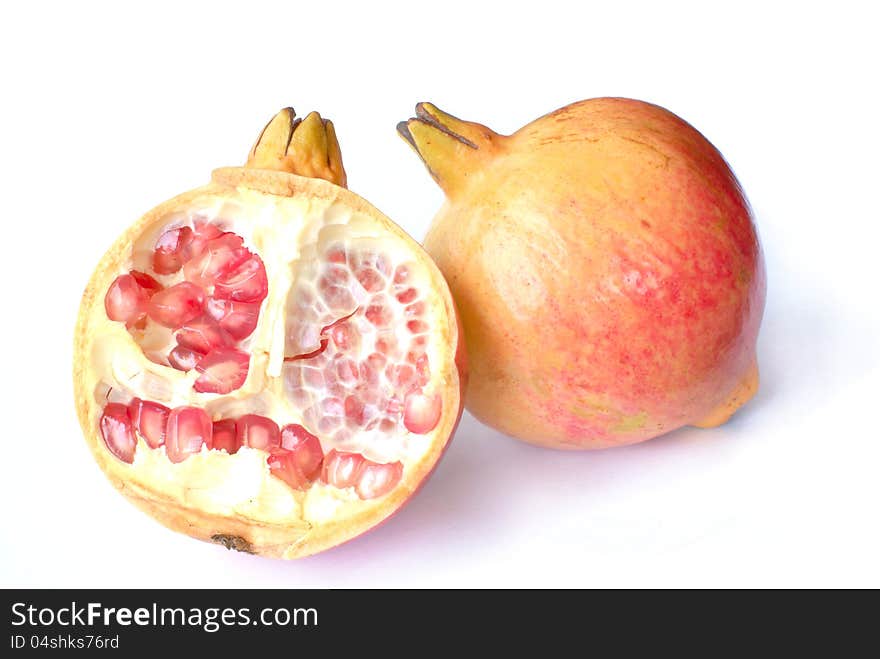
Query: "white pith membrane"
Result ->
[[85, 186, 450, 527]]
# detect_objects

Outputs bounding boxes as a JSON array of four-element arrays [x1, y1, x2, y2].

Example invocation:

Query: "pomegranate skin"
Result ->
[[400, 98, 765, 449]]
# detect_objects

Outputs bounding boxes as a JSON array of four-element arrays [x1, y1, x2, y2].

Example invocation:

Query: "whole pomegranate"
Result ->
[[398, 98, 765, 449], [74, 108, 465, 558]]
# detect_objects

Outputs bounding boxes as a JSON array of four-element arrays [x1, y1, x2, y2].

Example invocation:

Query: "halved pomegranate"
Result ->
[[74, 108, 465, 558]]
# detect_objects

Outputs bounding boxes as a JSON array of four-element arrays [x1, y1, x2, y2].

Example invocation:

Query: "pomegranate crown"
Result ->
[[247, 107, 347, 188], [397, 102, 499, 195]]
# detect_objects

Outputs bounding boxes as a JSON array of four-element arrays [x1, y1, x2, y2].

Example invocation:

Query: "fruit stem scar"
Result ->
[[210, 534, 255, 553]]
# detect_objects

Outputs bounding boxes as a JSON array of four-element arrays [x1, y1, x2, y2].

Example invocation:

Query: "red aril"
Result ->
[[211, 419, 239, 455], [356, 460, 404, 500], [205, 298, 260, 340], [280, 424, 323, 480], [165, 406, 213, 463], [267, 441, 324, 491], [396, 287, 417, 304], [99, 403, 137, 464], [168, 345, 203, 372], [153, 226, 194, 275], [236, 414, 280, 450], [176, 316, 232, 354], [321, 450, 404, 500], [213, 255, 268, 303], [129, 271, 163, 296], [75, 107, 465, 558], [193, 348, 250, 394], [184, 232, 249, 289], [404, 391, 442, 435], [189, 219, 224, 257], [128, 398, 170, 448], [193, 219, 224, 237], [104, 271, 161, 324], [322, 450, 366, 489], [147, 282, 204, 328]]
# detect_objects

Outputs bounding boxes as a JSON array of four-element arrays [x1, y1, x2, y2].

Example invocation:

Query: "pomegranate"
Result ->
[[74, 108, 465, 558], [399, 98, 764, 449]]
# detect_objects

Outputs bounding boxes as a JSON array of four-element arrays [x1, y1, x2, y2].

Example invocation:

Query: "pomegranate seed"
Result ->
[[152, 226, 193, 275], [388, 363, 416, 389], [328, 322, 353, 349], [321, 450, 366, 489], [236, 414, 281, 450], [129, 271, 162, 295], [407, 320, 429, 334], [344, 396, 366, 426], [214, 255, 268, 302], [396, 288, 418, 304], [405, 301, 426, 317], [324, 265, 349, 285], [393, 264, 411, 285], [127, 398, 170, 448], [302, 367, 325, 387], [184, 232, 249, 289], [186, 220, 225, 261], [375, 335, 397, 355], [359, 360, 380, 385], [100, 403, 136, 463], [355, 267, 384, 292], [211, 419, 239, 454], [366, 352, 387, 369], [322, 398, 344, 416], [176, 316, 231, 353], [193, 219, 224, 240], [104, 272, 160, 324], [280, 424, 324, 480], [334, 357, 359, 383], [205, 297, 261, 340], [403, 391, 442, 434], [147, 282, 205, 328], [322, 285, 356, 310], [168, 345, 204, 371], [326, 246, 347, 263], [356, 460, 403, 500], [193, 348, 250, 394], [165, 406, 212, 463], [365, 304, 391, 327], [266, 448, 307, 490]]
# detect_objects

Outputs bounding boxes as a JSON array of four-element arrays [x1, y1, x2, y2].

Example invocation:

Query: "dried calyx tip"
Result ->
[[396, 120, 417, 149], [396, 102, 499, 194], [247, 107, 347, 188]]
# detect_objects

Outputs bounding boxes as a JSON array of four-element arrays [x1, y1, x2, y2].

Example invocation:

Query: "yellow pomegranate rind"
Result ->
[[400, 99, 764, 449], [74, 166, 464, 559]]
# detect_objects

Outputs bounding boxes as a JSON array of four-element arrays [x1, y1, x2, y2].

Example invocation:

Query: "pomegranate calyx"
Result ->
[[247, 108, 347, 188], [397, 102, 501, 194]]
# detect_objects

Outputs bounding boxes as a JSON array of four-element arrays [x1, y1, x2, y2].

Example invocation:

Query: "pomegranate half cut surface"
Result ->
[[74, 108, 465, 558]]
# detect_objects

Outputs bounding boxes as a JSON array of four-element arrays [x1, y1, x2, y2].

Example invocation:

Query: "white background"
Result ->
[[2, 1, 878, 588]]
